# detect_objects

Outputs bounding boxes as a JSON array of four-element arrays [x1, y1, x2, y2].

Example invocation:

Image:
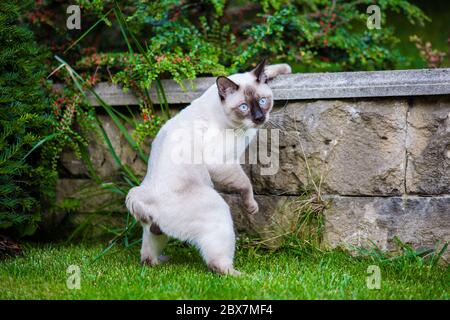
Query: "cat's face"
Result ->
[[216, 60, 274, 129]]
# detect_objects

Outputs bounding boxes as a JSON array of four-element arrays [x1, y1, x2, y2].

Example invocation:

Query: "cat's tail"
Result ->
[[266, 63, 292, 79], [125, 186, 153, 224]]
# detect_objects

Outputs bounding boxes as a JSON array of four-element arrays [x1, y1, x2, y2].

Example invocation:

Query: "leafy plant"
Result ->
[[0, 0, 56, 237], [30, 1, 431, 80], [242, 184, 327, 252], [350, 237, 449, 268], [237, 0, 429, 72], [410, 35, 447, 68]]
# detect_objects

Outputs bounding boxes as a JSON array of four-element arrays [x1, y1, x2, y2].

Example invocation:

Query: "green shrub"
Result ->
[[31, 1, 430, 81], [67, 0, 429, 74], [0, 0, 55, 237]]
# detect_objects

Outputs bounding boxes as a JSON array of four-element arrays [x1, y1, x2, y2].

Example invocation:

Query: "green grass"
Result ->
[[0, 242, 448, 300]]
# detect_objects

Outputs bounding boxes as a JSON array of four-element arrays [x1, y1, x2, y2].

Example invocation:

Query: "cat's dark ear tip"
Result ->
[[216, 75, 226, 85], [256, 57, 268, 67], [253, 58, 268, 83], [216, 76, 239, 100], [216, 76, 238, 87]]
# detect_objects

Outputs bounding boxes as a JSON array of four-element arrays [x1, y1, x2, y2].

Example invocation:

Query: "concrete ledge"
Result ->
[[87, 68, 450, 105]]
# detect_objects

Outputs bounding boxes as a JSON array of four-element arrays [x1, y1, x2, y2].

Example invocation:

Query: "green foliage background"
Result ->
[[0, 1, 55, 236], [31, 0, 439, 84]]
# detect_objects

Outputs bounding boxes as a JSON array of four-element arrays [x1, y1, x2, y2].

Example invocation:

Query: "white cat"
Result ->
[[126, 60, 291, 275]]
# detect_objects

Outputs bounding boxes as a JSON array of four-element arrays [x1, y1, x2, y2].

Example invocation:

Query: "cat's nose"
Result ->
[[254, 114, 265, 124]]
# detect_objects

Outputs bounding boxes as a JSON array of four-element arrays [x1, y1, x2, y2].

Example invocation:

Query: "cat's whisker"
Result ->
[[267, 119, 285, 131], [271, 100, 289, 115]]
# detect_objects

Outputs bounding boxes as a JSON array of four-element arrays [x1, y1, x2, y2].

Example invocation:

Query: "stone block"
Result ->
[[324, 195, 450, 257], [406, 97, 450, 194], [251, 100, 407, 196]]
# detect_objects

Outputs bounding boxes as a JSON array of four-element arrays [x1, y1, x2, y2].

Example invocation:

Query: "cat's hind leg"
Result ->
[[184, 189, 240, 276], [140, 223, 169, 266], [197, 220, 241, 276], [126, 186, 168, 265], [126, 186, 154, 223], [147, 187, 240, 275]]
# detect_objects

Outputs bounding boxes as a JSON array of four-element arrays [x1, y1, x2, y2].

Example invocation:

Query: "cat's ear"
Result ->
[[252, 58, 267, 83], [216, 76, 239, 100]]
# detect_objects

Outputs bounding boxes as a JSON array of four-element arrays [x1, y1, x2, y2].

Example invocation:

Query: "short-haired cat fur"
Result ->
[[126, 60, 291, 275]]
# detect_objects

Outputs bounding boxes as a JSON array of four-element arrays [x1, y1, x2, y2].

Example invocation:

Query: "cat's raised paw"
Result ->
[[244, 199, 259, 215]]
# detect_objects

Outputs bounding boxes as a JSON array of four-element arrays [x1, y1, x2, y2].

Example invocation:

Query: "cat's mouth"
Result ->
[[239, 116, 267, 129], [253, 118, 266, 127]]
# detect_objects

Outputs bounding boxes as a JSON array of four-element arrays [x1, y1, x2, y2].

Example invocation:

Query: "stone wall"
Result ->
[[56, 69, 450, 258]]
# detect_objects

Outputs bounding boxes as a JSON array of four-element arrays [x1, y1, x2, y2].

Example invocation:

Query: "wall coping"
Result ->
[[87, 68, 450, 106]]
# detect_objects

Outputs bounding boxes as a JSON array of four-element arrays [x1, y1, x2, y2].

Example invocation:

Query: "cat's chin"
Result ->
[[243, 123, 259, 129], [251, 121, 267, 129], [244, 119, 267, 129]]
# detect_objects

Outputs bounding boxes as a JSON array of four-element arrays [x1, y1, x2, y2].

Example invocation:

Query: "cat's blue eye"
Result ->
[[239, 103, 249, 112], [259, 97, 267, 106]]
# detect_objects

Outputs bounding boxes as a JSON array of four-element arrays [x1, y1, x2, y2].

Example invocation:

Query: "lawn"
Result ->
[[1, 241, 448, 300]]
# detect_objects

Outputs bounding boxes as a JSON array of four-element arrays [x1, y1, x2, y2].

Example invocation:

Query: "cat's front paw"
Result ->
[[141, 255, 159, 267], [208, 262, 242, 277], [244, 198, 259, 215]]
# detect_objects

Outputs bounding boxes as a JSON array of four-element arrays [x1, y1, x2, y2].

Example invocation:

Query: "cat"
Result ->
[[126, 59, 291, 275]]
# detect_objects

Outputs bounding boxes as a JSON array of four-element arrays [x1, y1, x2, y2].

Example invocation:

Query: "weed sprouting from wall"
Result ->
[[256, 183, 328, 251], [239, 132, 330, 252]]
